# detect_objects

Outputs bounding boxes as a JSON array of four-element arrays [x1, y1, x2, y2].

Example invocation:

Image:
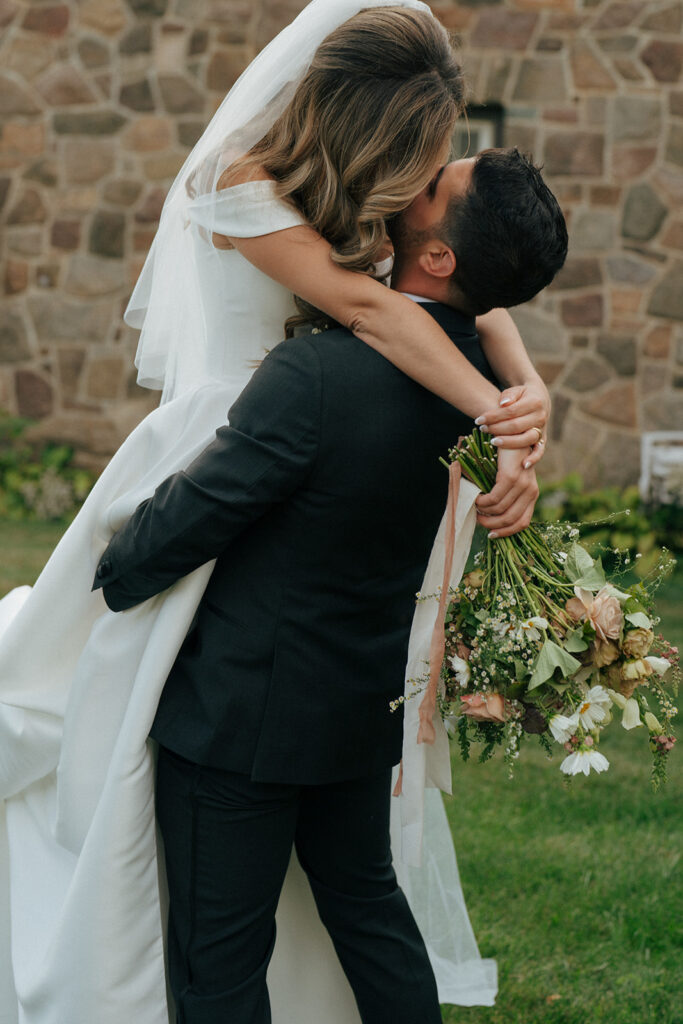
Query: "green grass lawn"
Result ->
[[1, 521, 681, 1024], [0, 521, 72, 596]]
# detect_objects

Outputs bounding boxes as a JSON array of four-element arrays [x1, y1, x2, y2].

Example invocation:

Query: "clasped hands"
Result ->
[[472, 382, 547, 540]]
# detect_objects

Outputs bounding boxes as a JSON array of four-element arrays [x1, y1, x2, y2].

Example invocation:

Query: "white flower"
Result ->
[[621, 699, 642, 730], [607, 689, 643, 730], [516, 616, 549, 642], [560, 749, 610, 776], [577, 685, 611, 730], [644, 711, 663, 732], [549, 711, 580, 744], [644, 656, 671, 677], [449, 654, 471, 688]]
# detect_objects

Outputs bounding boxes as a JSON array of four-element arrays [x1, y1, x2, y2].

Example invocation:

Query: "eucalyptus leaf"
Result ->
[[565, 627, 589, 653], [528, 639, 582, 692], [564, 543, 595, 582], [565, 543, 606, 591], [604, 583, 631, 602], [625, 611, 652, 629], [572, 563, 607, 591]]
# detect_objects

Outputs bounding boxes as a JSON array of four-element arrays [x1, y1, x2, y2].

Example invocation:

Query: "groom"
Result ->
[[94, 148, 567, 1024]]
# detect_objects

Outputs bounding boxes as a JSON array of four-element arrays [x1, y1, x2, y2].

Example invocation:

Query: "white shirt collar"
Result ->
[[400, 292, 438, 304]]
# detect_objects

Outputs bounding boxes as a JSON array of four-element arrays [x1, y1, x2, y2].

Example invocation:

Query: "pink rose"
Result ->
[[590, 589, 623, 640], [565, 587, 623, 641], [460, 693, 508, 724], [565, 596, 586, 622]]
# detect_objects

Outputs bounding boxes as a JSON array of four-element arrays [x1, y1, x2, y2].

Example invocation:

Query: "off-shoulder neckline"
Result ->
[[189, 179, 279, 206]]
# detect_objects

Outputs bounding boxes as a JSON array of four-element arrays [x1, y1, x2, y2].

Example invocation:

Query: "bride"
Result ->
[[0, 2, 549, 1021]]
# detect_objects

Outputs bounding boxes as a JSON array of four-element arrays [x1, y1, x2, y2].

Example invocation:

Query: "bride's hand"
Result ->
[[475, 380, 550, 469], [475, 447, 539, 539]]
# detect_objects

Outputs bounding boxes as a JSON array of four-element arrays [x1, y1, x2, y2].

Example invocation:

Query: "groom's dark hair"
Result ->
[[442, 149, 567, 315]]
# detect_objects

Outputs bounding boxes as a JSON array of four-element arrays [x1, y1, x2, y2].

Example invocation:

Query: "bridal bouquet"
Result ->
[[437, 431, 679, 788]]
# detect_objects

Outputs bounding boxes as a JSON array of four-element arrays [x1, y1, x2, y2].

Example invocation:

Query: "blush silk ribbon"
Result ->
[[393, 460, 462, 797], [418, 460, 462, 746]]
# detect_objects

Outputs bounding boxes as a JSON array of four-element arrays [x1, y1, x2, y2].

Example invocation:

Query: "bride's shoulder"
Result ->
[[212, 162, 277, 250], [216, 161, 275, 191]]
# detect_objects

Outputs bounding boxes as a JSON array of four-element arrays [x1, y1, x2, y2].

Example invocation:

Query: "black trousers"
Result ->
[[156, 746, 441, 1024]]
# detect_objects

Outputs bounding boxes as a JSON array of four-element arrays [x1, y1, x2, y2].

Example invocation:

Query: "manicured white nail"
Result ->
[[500, 397, 513, 406], [488, 532, 499, 540], [479, 425, 491, 434], [474, 416, 485, 426], [491, 437, 502, 446], [524, 460, 532, 469]]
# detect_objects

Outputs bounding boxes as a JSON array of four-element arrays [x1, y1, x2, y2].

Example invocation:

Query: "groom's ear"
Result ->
[[418, 244, 456, 280]]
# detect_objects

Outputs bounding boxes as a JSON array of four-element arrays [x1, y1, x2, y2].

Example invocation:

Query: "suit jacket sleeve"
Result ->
[[92, 339, 321, 612]]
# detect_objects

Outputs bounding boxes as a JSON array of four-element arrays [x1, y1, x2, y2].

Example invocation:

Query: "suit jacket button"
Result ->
[[97, 558, 112, 579]]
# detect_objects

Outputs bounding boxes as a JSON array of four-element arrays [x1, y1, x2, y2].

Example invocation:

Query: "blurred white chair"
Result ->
[[639, 432, 683, 505]]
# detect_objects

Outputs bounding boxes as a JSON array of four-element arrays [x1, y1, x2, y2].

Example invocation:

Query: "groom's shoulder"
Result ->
[[279, 324, 360, 353], [259, 326, 371, 382], [279, 324, 384, 369]]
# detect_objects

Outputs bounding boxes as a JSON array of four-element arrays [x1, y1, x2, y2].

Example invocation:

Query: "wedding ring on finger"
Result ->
[[532, 427, 544, 445]]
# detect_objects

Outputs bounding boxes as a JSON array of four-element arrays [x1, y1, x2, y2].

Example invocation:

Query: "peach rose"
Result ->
[[565, 587, 623, 641], [622, 627, 654, 659], [462, 570, 485, 590], [565, 597, 585, 622], [591, 589, 624, 640], [611, 657, 654, 698], [621, 658, 654, 683], [460, 693, 508, 724]]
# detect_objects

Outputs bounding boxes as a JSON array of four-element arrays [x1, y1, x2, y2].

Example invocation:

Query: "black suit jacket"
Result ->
[[94, 303, 496, 784]]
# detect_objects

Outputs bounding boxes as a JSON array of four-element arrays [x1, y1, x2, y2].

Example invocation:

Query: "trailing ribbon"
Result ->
[[392, 760, 403, 798], [417, 460, 462, 745]]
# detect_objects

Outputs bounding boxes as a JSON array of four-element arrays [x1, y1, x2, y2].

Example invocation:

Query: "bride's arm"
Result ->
[[475, 308, 550, 470], [227, 225, 507, 420]]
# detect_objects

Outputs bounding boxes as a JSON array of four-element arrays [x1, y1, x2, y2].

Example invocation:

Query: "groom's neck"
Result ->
[[391, 263, 466, 314]]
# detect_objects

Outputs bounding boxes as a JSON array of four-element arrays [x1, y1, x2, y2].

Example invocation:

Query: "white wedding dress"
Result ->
[[0, 180, 496, 1024]]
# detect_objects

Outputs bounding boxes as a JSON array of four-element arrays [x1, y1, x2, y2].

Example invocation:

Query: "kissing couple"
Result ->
[[0, 2, 567, 1023]]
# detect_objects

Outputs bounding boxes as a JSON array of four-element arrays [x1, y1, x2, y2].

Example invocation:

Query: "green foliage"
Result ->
[[0, 411, 95, 523], [537, 474, 683, 576]]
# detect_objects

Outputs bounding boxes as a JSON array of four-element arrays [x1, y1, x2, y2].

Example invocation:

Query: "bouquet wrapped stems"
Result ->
[[443, 432, 575, 641]]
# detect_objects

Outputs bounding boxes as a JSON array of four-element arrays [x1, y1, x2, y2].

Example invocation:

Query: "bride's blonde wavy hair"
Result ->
[[227, 7, 465, 335]]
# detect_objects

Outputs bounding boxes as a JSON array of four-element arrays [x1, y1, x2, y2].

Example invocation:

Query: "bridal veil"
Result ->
[[127, 0, 432, 402]]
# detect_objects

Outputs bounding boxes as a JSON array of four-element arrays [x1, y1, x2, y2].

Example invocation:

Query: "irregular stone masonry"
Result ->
[[0, 0, 682, 484]]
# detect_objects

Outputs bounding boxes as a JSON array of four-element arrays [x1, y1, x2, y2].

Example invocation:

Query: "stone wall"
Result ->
[[1, 0, 682, 481]]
